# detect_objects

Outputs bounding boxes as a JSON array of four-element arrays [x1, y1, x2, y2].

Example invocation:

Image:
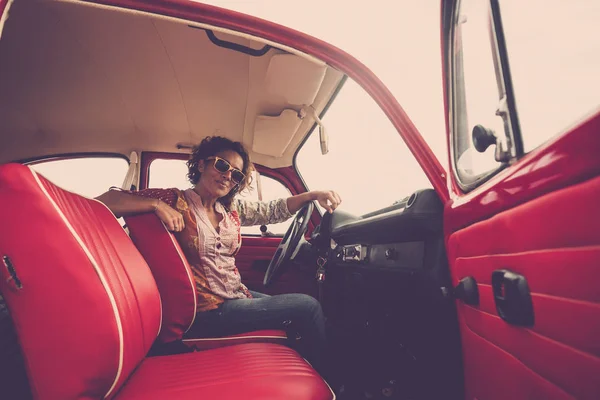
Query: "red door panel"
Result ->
[[235, 236, 278, 291], [446, 113, 600, 400], [236, 236, 318, 297]]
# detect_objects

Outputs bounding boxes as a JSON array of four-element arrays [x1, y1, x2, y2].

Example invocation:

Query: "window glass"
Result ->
[[500, 0, 600, 152], [296, 78, 431, 217], [30, 157, 129, 198], [452, 0, 505, 183], [148, 159, 191, 190], [237, 171, 292, 236], [148, 159, 292, 235]]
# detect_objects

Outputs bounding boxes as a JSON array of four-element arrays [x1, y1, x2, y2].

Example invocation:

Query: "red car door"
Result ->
[[442, 1, 600, 399]]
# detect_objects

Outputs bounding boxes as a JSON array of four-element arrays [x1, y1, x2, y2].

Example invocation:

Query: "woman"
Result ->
[[96, 135, 341, 374]]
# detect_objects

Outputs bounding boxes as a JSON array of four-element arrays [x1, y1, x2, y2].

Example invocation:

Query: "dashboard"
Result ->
[[321, 189, 445, 276], [314, 188, 462, 399]]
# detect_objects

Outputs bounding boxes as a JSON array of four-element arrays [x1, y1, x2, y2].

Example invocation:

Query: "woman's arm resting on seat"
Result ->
[[95, 189, 185, 232], [96, 190, 158, 217]]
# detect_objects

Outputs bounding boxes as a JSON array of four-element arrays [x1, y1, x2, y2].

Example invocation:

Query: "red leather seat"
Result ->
[[115, 343, 328, 400], [0, 163, 333, 400], [125, 212, 288, 350]]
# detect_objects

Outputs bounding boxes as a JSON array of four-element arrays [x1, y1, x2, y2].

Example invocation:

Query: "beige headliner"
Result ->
[[0, 0, 345, 167]]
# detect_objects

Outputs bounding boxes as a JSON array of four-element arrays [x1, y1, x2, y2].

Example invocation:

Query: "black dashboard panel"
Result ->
[[332, 241, 425, 270], [327, 189, 444, 273], [330, 189, 443, 245], [320, 188, 463, 399]]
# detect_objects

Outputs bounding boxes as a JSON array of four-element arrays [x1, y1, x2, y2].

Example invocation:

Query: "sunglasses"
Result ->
[[206, 156, 245, 185]]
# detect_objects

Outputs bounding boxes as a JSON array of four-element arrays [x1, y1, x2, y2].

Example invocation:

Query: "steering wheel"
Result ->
[[263, 202, 314, 286]]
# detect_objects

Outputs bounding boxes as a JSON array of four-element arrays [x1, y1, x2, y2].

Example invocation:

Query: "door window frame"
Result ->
[[448, 0, 523, 192]]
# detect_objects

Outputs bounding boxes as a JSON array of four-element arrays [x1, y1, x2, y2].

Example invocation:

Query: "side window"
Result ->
[[296, 78, 432, 217], [451, 0, 511, 186], [30, 157, 129, 198], [148, 159, 293, 235], [148, 159, 191, 190], [500, 1, 600, 152], [238, 171, 292, 236]]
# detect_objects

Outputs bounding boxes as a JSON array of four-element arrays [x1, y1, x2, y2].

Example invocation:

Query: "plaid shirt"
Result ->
[[124, 187, 292, 312]]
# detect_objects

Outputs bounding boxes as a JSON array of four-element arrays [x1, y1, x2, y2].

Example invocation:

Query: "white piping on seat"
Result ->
[[29, 167, 125, 399], [302, 358, 337, 400], [323, 377, 337, 400], [26, 169, 164, 340], [0, 0, 14, 41], [182, 334, 287, 342], [46, 177, 165, 340], [93, 199, 164, 339]]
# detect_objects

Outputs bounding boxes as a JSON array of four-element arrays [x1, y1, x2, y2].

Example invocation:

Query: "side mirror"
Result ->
[[472, 124, 510, 163]]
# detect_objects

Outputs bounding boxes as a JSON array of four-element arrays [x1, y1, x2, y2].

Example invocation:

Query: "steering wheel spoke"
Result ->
[[263, 202, 314, 286], [290, 234, 308, 260]]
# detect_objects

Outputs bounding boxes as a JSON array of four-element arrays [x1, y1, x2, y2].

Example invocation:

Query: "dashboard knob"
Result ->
[[385, 248, 396, 260]]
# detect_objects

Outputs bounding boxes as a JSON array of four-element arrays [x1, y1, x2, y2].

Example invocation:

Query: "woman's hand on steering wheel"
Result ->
[[312, 190, 342, 213], [263, 202, 314, 286]]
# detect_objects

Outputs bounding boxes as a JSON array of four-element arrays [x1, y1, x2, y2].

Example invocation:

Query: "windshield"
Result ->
[[198, 0, 447, 168], [296, 78, 432, 216]]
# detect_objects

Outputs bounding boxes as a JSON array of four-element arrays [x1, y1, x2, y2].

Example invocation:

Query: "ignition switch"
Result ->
[[385, 248, 396, 260]]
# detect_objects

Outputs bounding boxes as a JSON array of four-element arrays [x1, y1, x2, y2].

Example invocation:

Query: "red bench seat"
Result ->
[[0, 163, 332, 400]]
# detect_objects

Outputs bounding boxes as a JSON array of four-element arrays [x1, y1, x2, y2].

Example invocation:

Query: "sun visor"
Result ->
[[252, 109, 302, 157], [264, 54, 327, 105]]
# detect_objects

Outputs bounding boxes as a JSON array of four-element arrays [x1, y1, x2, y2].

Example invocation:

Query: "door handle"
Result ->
[[492, 269, 534, 327], [454, 276, 480, 305]]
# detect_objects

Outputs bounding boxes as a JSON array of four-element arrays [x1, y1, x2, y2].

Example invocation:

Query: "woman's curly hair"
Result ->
[[186, 136, 254, 209]]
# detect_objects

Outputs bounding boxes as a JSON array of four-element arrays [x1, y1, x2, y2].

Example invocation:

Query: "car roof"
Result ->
[[0, 0, 345, 168]]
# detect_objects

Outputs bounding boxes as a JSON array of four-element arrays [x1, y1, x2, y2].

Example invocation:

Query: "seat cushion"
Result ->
[[115, 343, 334, 400]]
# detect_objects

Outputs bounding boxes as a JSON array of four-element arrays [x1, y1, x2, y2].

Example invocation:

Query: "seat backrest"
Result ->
[[0, 163, 162, 400], [125, 213, 197, 343]]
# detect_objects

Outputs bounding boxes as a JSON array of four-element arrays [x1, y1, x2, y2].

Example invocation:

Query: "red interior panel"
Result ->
[[448, 175, 600, 399], [236, 236, 319, 297]]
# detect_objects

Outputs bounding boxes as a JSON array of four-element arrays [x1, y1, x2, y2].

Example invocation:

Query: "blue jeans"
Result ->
[[187, 291, 327, 373]]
